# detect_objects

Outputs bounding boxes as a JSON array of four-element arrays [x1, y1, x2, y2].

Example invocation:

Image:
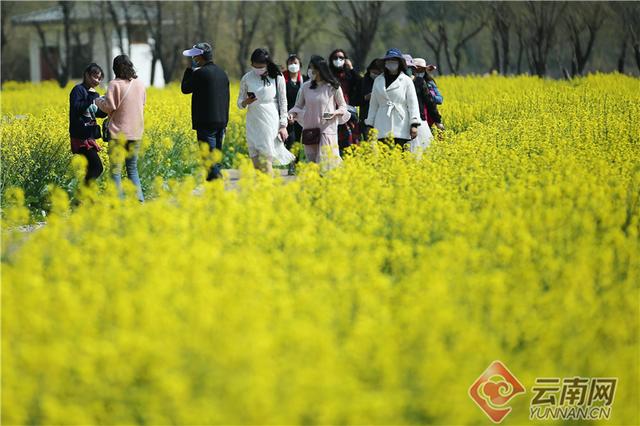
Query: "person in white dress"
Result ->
[[237, 48, 295, 175]]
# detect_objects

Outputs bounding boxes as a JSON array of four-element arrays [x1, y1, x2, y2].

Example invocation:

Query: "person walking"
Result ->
[[328, 49, 361, 154], [237, 48, 294, 175], [69, 63, 107, 185], [359, 59, 383, 141], [365, 48, 421, 148], [288, 55, 350, 172], [95, 55, 146, 201], [283, 53, 307, 174], [414, 57, 445, 131], [402, 54, 433, 152], [181, 42, 230, 181]]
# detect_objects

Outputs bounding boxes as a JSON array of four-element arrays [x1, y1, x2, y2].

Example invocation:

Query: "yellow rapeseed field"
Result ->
[[1, 74, 639, 424]]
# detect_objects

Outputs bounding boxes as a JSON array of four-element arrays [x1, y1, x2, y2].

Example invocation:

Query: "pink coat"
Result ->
[[288, 81, 350, 134], [96, 78, 146, 140]]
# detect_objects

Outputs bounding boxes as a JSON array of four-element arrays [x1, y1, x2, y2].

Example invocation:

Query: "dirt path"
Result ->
[[9, 169, 297, 234], [223, 168, 297, 190]]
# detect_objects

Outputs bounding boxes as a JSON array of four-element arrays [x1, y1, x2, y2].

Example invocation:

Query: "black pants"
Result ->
[[285, 122, 303, 150], [196, 128, 225, 181], [77, 147, 103, 183]]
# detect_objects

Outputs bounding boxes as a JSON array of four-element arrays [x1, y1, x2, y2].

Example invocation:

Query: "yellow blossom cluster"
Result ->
[[1, 74, 639, 424]]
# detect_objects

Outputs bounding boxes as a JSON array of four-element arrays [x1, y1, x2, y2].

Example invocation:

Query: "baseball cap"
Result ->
[[183, 42, 212, 58]]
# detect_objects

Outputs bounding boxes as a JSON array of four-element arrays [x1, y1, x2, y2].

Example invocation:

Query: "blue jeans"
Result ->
[[197, 128, 225, 180], [111, 140, 144, 201]]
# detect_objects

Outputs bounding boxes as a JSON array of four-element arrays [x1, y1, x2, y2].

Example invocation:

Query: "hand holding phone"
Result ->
[[244, 92, 257, 107], [322, 112, 334, 120]]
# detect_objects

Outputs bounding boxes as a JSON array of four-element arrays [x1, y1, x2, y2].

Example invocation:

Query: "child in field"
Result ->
[[68, 63, 107, 184]]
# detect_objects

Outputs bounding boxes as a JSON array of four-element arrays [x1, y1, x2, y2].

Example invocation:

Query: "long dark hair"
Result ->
[[328, 48, 348, 74], [113, 54, 137, 80], [366, 59, 382, 75], [424, 71, 436, 83], [250, 48, 281, 85], [309, 55, 340, 90]]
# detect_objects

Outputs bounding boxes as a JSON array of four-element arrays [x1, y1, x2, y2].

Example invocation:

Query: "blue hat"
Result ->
[[382, 48, 405, 65]]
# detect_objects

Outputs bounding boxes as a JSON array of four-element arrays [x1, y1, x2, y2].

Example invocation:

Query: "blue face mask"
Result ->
[[192, 59, 199, 69]]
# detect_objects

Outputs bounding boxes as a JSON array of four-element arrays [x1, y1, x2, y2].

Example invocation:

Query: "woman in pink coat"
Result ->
[[288, 55, 350, 172], [96, 55, 146, 201]]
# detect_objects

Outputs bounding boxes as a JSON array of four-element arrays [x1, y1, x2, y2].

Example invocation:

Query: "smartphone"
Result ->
[[247, 92, 256, 99], [322, 112, 333, 119]]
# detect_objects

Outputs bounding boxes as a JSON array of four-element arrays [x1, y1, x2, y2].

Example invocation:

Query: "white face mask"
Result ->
[[416, 72, 425, 78], [307, 69, 316, 80], [333, 58, 345, 68], [253, 66, 267, 76], [288, 63, 300, 73], [385, 61, 399, 73]]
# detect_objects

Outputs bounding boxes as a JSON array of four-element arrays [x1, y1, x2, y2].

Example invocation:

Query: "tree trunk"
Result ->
[[617, 37, 627, 73], [432, 47, 443, 76], [195, 2, 207, 41], [1, 2, 12, 57], [106, 1, 125, 55], [150, 54, 157, 86], [440, 24, 455, 74], [98, 2, 113, 80], [501, 30, 510, 74], [60, 1, 73, 87], [234, 2, 263, 78], [516, 32, 524, 74], [333, 1, 383, 72], [491, 35, 500, 73]]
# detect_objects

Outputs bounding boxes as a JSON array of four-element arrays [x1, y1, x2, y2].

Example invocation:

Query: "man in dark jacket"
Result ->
[[181, 42, 230, 180]]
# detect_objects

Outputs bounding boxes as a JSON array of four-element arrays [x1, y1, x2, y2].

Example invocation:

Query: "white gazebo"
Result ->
[[12, 3, 165, 88]]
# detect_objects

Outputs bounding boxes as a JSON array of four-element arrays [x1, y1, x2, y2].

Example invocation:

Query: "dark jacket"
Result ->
[[181, 62, 230, 130], [331, 67, 362, 107], [69, 83, 107, 140], [414, 76, 442, 125], [359, 74, 376, 123], [283, 70, 308, 111]]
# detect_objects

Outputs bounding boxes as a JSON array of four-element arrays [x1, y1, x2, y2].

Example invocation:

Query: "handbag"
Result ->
[[91, 119, 102, 140], [102, 80, 134, 142], [87, 109, 102, 140], [301, 128, 321, 145]]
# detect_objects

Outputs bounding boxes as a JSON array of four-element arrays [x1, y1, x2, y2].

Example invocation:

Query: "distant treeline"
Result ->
[[2, 1, 639, 85]]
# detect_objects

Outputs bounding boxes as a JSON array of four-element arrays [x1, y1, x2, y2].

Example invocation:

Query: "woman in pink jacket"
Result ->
[[288, 55, 350, 172], [96, 55, 146, 201]]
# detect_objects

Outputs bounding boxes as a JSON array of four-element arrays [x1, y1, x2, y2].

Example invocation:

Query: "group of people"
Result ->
[[69, 55, 146, 201], [68, 42, 444, 200]]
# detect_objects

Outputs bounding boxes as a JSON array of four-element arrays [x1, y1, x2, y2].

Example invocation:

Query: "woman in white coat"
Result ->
[[238, 48, 295, 174], [365, 48, 421, 148]]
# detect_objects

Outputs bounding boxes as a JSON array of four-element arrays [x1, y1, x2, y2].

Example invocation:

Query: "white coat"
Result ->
[[365, 73, 421, 140]]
